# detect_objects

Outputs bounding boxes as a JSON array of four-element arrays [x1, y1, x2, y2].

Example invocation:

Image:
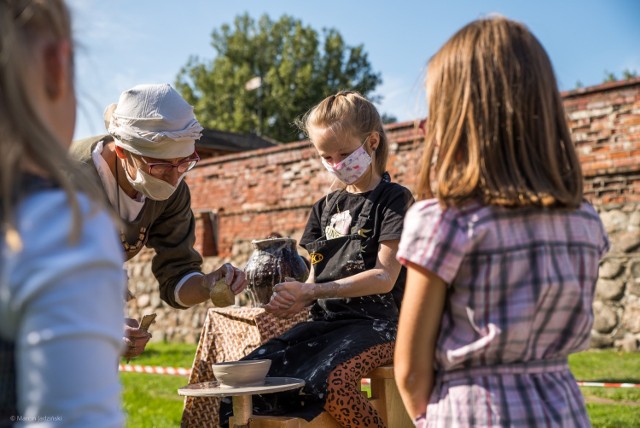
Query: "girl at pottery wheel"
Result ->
[[220, 91, 414, 427]]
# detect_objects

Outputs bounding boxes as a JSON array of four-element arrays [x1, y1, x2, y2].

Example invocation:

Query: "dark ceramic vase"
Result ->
[[244, 237, 309, 305]]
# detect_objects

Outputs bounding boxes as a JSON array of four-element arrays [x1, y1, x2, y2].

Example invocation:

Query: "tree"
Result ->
[[176, 14, 382, 142], [603, 70, 617, 83], [603, 68, 638, 83], [381, 113, 398, 125]]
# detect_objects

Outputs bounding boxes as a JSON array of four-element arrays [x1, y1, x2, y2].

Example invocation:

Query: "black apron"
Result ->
[[305, 177, 399, 321], [220, 178, 401, 425]]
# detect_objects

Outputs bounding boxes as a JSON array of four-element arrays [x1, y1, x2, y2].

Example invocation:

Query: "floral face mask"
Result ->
[[321, 140, 372, 185]]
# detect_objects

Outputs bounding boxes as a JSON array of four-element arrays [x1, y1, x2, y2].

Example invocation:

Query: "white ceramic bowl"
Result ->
[[212, 359, 272, 387]]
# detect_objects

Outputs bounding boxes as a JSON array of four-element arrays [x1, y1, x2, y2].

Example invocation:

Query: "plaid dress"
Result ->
[[397, 200, 609, 427]]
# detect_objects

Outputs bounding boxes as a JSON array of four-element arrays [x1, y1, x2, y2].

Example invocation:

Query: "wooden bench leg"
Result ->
[[366, 365, 413, 428]]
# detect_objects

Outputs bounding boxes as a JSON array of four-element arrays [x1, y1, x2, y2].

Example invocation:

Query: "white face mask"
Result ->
[[124, 165, 182, 201], [321, 143, 372, 185]]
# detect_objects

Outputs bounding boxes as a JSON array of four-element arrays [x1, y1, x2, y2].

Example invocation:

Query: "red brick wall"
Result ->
[[565, 78, 640, 205], [187, 78, 640, 257]]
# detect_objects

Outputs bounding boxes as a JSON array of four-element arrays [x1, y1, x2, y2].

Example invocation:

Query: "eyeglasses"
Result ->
[[137, 152, 200, 177]]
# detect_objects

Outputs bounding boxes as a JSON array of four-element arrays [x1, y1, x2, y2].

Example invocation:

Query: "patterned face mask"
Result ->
[[321, 140, 372, 185]]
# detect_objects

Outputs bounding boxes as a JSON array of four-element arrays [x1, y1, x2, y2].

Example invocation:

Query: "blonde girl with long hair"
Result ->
[[0, 1, 125, 425], [220, 91, 414, 427], [395, 16, 608, 427]]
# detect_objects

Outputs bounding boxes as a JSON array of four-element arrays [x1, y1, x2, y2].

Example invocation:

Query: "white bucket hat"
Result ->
[[104, 83, 203, 159]]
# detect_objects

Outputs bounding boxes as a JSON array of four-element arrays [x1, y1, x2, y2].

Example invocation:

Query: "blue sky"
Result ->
[[68, 0, 640, 140]]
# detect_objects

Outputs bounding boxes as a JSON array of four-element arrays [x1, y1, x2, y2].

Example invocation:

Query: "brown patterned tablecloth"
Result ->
[[181, 307, 309, 427]]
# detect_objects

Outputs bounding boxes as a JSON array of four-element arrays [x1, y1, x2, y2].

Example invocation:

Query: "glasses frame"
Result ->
[[136, 152, 200, 177]]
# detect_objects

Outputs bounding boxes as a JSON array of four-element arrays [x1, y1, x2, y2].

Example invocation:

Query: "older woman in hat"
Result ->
[[70, 83, 247, 358]]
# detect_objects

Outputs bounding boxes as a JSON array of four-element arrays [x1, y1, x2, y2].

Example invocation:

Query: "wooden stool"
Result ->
[[240, 364, 412, 427], [365, 364, 412, 428]]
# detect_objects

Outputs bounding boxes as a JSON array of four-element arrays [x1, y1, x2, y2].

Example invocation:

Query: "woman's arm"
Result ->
[[306, 263, 316, 283], [394, 262, 447, 420], [311, 239, 402, 297], [267, 240, 401, 316]]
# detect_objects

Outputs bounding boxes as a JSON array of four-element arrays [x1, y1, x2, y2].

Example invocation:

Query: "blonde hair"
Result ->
[[1, 0, 92, 247], [296, 90, 389, 176], [418, 16, 582, 208]]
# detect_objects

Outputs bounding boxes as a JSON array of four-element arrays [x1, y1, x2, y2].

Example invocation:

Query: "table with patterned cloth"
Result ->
[[181, 306, 309, 427]]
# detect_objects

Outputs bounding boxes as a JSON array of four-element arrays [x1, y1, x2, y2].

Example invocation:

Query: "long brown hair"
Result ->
[[418, 16, 582, 208], [1, 0, 93, 248], [296, 90, 389, 176]]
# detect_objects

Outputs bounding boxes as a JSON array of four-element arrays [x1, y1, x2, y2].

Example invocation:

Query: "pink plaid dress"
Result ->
[[397, 200, 609, 427]]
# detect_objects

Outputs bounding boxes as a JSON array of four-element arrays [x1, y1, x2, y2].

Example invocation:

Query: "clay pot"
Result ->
[[212, 359, 271, 387], [244, 237, 309, 305]]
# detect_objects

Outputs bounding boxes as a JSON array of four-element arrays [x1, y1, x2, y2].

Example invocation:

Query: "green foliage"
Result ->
[[603, 70, 618, 83], [602, 68, 638, 83], [381, 113, 398, 124], [176, 13, 382, 143]]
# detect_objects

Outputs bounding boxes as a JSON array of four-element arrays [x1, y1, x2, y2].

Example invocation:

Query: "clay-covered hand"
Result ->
[[201, 263, 247, 307], [265, 279, 313, 318], [123, 318, 151, 359]]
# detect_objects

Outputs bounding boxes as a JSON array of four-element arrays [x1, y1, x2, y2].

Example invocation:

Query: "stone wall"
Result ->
[[593, 204, 640, 351], [126, 78, 640, 349]]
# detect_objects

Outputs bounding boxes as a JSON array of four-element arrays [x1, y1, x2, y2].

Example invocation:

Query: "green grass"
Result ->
[[120, 342, 196, 428], [121, 373, 186, 428], [569, 349, 640, 383], [569, 349, 640, 427], [122, 344, 639, 427], [123, 341, 197, 367]]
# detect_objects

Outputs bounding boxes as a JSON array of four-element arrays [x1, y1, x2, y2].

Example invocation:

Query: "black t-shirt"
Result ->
[[301, 182, 414, 271]]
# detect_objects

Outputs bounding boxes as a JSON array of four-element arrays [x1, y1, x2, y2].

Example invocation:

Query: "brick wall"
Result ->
[[189, 79, 640, 257], [127, 78, 640, 348], [188, 121, 424, 258], [566, 78, 640, 205]]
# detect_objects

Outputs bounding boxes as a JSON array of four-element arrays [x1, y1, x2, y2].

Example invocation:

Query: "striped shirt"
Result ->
[[397, 199, 609, 427]]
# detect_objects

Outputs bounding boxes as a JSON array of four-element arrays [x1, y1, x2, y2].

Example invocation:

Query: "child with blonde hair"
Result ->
[[220, 91, 413, 427], [395, 16, 608, 427]]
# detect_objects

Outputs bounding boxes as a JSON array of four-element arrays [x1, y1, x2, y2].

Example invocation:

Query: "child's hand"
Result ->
[[265, 278, 312, 318], [413, 412, 427, 428]]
